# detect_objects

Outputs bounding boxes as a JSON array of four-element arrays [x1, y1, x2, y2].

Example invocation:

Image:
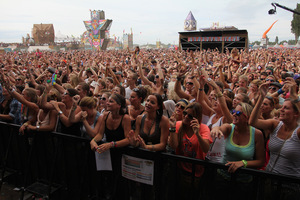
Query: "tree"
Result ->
[[275, 36, 279, 44], [291, 3, 300, 42]]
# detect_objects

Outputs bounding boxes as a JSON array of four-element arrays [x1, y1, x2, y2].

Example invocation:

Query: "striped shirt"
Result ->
[[266, 121, 300, 177]]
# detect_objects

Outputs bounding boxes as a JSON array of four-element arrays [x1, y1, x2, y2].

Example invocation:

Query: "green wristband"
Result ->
[[242, 160, 248, 168]]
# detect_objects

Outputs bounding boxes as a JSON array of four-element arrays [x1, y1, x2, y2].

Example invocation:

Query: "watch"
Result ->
[[36, 125, 40, 131], [58, 111, 63, 115]]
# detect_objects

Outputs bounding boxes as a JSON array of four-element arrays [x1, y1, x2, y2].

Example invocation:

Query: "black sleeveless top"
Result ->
[[57, 119, 82, 137], [104, 112, 125, 142], [139, 114, 161, 145]]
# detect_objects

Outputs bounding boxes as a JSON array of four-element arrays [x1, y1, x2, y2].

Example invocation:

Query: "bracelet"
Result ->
[[277, 88, 284, 95], [72, 106, 77, 111], [199, 88, 204, 91], [242, 160, 248, 168], [11, 88, 15, 93], [110, 141, 116, 148], [93, 138, 97, 143]]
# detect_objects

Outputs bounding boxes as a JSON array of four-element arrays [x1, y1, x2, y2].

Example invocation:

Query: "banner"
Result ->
[[188, 36, 240, 42], [122, 154, 154, 185]]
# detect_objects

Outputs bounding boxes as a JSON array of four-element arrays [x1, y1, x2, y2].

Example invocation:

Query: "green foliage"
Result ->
[[288, 40, 297, 45], [291, 3, 300, 41]]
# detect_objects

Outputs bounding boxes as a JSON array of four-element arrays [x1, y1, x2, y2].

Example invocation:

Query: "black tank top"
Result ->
[[139, 114, 161, 145], [104, 112, 125, 142]]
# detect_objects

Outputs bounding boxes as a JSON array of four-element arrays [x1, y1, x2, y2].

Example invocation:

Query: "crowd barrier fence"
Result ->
[[0, 121, 300, 200]]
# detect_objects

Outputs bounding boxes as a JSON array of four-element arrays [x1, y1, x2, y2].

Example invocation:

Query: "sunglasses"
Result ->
[[232, 110, 246, 117], [100, 97, 107, 101], [266, 79, 274, 82], [95, 94, 102, 98], [186, 82, 194, 85], [63, 92, 70, 96], [16, 79, 21, 81], [208, 74, 213, 76], [183, 111, 194, 120], [176, 104, 185, 109], [155, 75, 159, 79], [268, 87, 277, 91]]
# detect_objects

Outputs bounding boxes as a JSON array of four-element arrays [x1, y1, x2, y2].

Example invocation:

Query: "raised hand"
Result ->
[[258, 83, 269, 97], [190, 118, 200, 134]]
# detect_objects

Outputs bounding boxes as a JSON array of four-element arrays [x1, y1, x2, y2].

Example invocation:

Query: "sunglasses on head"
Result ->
[[133, 88, 140, 92], [268, 87, 277, 91], [186, 82, 194, 85], [176, 104, 185, 109], [183, 111, 194, 120], [232, 110, 245, 117]]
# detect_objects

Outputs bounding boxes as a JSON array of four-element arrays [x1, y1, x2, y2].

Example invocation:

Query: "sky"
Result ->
[[0, 0, 298, 45]]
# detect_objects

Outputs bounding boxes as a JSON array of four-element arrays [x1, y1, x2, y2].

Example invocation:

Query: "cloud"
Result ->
[[0, 0, 297, 44]]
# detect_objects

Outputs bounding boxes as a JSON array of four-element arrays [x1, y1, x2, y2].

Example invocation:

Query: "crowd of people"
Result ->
[[0, 47, 300, 199]]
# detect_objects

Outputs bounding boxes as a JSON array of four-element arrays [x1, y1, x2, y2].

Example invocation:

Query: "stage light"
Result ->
[[268, 3, 277, 15]]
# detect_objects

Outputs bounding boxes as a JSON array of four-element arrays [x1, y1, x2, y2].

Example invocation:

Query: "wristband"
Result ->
[[242, 160, 248, 168], [199, 88, 204, 91], [110, 141, 116, 148], [93, 138, 97, 143], [277, 88, 284, 95]]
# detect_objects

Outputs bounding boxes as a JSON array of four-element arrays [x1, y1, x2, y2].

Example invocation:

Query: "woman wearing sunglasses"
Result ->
[[169, 98, 189, 128], [169, 102, 212, 198], [210, 102, 264, 199]]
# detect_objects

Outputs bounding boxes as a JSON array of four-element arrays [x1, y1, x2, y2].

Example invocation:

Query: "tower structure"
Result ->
[[83, 10, 112, 50], [184, 11, 197, 31]]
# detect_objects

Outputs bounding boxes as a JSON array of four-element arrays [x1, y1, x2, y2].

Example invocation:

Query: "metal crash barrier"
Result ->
[[1, 121, 300, 200]]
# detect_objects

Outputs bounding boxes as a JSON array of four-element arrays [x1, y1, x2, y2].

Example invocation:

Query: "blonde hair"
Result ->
[[70, 74, 79, 88], [24, 88, 38, 103], [238, 102, 253, 118], [251, 79, 262, 87], [79, 97, 97, 109], [62, 83, 73, 89]]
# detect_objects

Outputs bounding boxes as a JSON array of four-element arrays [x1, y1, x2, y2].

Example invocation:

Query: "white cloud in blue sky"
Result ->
[[0, 0, 298, 44]]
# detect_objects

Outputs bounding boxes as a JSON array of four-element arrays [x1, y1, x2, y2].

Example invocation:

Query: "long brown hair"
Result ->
[[177, 102, 202, 150]]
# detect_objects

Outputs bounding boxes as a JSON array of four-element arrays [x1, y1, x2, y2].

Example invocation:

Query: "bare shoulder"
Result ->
[[160, 116, 170, 127], [254, 128, 263, 139]]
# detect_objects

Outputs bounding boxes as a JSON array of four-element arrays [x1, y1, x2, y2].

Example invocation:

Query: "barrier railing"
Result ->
[[1, 121, 300, 200]]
